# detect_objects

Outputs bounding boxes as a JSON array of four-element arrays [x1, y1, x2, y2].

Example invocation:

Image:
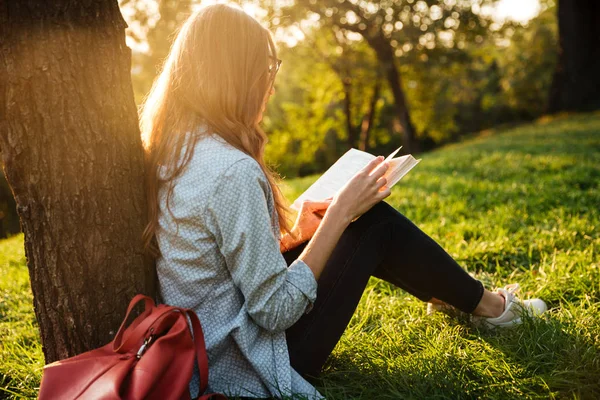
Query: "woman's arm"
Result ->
[[298, 156, 391, 280], [280, 231, 302, 252], [205, 158, 319, 332], [279, 200, 331, 252], [205, 156, 389, 332]]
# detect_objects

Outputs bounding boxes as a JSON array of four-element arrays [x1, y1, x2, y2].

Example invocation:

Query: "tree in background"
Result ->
[[0, 1, 155, 362], [263, 41, 347, 177], [313, 29, 382, 151], [548, 0, 600, 112], [275, 0, 503, 153], [121, 0, 563, 179], [500, 5, 557, 119], [120, 0, 193, 103]]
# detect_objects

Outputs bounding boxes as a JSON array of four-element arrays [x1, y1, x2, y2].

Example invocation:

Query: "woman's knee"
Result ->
[[357, 201, 413, 228], [359, 201, 431, 247], [353, 200, 395, 226]]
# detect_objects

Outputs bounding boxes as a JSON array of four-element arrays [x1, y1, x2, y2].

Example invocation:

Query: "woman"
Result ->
[[140, 4, 546, 399]]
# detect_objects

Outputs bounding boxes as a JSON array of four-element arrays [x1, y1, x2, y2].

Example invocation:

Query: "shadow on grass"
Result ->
[[311, 314, 600, 400], [475, 314, 600, 399]]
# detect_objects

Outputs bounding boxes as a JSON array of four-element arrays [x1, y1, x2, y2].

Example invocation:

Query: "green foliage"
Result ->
[[3, 113, 598, 399], [121, 0, 193, 104], [262, 1, 560, 175], [264, 43, 347, 178], [122, 1, 562, 177], [499, 7, 558, 118]]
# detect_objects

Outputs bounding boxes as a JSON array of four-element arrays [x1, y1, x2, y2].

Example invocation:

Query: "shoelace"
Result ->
[[500, 283, 522, 307], [503, 283, 521, 295]]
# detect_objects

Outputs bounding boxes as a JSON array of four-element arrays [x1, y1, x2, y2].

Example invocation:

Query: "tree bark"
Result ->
[[548, 0, 600, 112], [367, 35, 420, 153], [0, 0, 156, 363]]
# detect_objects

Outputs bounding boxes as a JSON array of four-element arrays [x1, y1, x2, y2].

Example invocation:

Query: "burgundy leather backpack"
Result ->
[[39, 294, 227, 400]]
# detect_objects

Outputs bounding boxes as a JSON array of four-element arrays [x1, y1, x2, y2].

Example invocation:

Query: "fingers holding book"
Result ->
[[331, 156, 392, 223], [365, 156, 391, 192], [362, 155, 387, 176], [364, 156, 391, 194], [376, 176, 390, 193]]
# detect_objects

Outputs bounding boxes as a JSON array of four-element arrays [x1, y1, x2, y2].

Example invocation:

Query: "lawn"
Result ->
[[1, 113, 599, 399]]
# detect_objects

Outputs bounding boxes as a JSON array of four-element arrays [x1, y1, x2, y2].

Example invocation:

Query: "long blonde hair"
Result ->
[[140, 4, 293, 257]]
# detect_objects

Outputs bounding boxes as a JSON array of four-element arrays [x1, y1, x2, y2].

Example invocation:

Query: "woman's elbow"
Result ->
[[247, 297, 304, 333], [248, 307, 292, 333]]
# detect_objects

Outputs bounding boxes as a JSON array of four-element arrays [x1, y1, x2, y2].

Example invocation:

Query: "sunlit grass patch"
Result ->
[[1, 112, 599, 399], [283, 112, 600, 399]]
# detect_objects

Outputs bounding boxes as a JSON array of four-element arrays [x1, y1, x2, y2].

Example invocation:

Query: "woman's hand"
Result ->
[[329, 156, 391, 224], [291, 198, 333, 244], [294, 158, 389, 279]]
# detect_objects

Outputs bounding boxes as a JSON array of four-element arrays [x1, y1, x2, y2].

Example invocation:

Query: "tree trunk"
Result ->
[[548, 0, 600, 112], [368, 35, 420, 153], [359, 77, 381, 152], [0, 0, 156, 363], [342, 79, 359, 148]]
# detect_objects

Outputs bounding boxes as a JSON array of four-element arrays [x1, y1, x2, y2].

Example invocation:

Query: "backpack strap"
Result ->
[[186, 309, 228, 400], [112, 295, 155, 351], [185, 309, 210, 396], [112, 296, 224, 399]]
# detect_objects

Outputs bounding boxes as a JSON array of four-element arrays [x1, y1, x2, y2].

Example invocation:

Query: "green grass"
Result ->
[[1, 112, 599, 399], [0, 234, 43, 399]]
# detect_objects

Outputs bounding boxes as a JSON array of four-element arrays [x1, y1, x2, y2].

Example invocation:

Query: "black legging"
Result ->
[[283, 201, 484, 378]]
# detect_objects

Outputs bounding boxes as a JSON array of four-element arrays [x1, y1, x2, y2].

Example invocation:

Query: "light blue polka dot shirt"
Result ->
[[156, 130, 324, 399]]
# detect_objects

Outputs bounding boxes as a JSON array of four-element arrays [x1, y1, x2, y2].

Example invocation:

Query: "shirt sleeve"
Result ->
[[204, 157, 318, 332]]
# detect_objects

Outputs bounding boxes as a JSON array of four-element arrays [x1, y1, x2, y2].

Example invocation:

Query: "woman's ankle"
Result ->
[[428, 297, 446, 305], [472, 290, 505, 318]]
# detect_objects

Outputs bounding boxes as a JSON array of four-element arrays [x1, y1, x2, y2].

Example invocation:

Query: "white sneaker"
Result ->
[[471, 283, 547, 328]]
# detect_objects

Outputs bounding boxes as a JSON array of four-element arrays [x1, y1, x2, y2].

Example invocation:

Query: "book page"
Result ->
[[291, 149, 374, 210], [291, 147, 419, 211], [384, 147, 402, 162], [383, 155, 420, 187]]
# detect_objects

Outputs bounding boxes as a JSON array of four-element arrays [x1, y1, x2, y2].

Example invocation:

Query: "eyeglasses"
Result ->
[[267, 57, 281, 93], [268, 58, 282, 75]]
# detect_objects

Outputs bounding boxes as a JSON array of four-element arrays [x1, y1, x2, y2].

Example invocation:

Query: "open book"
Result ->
[[291, 147, 420, 211]]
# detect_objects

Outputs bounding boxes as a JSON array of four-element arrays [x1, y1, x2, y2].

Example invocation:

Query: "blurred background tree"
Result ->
[[547, 0, 600, 113], [499, 3, 557, 119], [120, 0, 193, 103], [259, 0, 561, 176], [113, 0, 600, 180], [274, 0, 507, 154]]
